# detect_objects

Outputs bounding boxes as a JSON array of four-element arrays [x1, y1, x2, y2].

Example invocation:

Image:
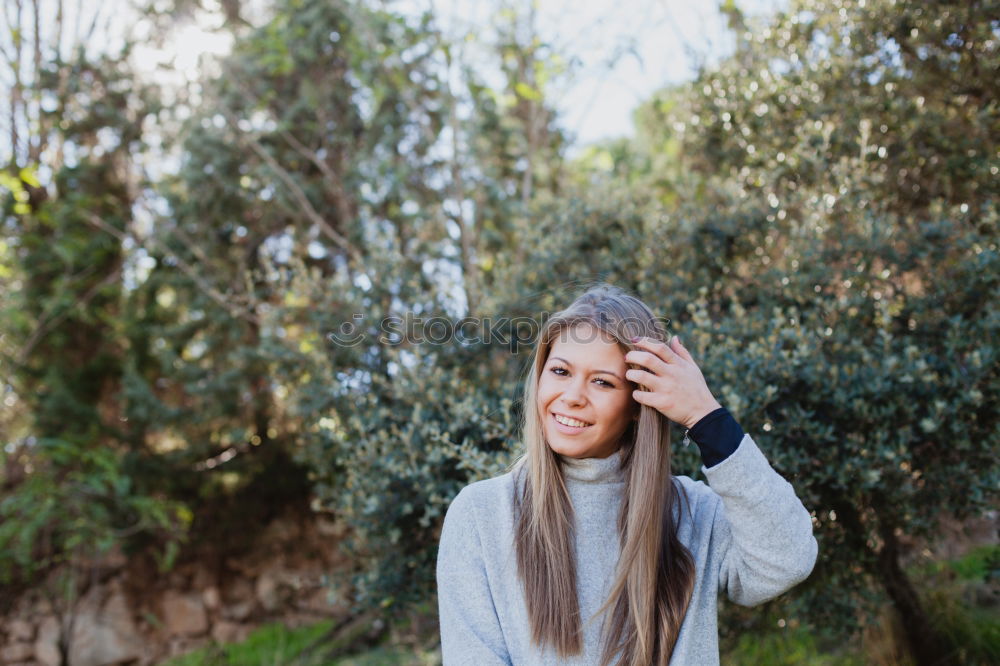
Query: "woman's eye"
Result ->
[[549, 367, 614, 388]]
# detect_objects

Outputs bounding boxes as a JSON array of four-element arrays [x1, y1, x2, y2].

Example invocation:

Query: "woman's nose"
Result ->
[[561, 379, 586, 406]]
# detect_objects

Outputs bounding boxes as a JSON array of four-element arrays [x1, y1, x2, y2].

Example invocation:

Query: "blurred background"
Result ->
[[0, 0, 997, 664]]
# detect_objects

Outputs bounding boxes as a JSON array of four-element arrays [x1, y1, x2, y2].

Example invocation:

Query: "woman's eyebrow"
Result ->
[[549, 356, 624, 382]]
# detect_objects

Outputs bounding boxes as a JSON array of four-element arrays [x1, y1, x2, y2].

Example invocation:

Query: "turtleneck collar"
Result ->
[[558, 447, 626, 484]]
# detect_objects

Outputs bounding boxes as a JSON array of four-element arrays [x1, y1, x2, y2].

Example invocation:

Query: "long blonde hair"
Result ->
[[511, 282, 696, 665]]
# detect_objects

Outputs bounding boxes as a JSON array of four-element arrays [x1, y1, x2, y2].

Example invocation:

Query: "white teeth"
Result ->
[[554, 414, 592, 428]]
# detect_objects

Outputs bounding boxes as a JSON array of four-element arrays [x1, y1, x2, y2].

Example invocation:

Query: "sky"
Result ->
[[418, 0, 786, 149], [129, 0, 786, 152]]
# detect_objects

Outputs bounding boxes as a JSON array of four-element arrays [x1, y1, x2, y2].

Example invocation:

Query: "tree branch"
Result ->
[[229, 114, 364, 265], [86, 212, 262, 326]]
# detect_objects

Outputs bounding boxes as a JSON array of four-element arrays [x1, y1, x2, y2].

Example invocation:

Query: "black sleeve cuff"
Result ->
[[688, 406, 744, 468]]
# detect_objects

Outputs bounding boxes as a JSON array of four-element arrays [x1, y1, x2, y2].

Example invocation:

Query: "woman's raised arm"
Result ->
[[702, 431, 818, 606], [623, 335, 817, 603]]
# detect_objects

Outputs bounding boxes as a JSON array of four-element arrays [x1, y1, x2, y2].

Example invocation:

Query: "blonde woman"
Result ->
[[436, 283, 817, 665]]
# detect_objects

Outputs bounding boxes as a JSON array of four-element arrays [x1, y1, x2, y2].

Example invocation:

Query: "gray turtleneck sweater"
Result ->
[[436, 431, 818, 665]]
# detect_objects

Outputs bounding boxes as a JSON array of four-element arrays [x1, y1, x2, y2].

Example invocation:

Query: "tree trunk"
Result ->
[[873, 517, 959, 666], [832, 498, 959, 665]]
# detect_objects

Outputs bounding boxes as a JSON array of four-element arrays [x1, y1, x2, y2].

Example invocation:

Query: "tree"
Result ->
[[290, 0, 573, 614], [592, 0, 998, 661], [0, 3, 188, 661]]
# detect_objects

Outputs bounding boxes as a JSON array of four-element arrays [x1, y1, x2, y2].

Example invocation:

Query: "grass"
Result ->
[[926, 587, 1000, 665], [916, 544, 1000, 666], [158, 618, 441, 666], [161, 620, 336, 666], [908, 543, 1000, 583], [723, 628, 863, 666]]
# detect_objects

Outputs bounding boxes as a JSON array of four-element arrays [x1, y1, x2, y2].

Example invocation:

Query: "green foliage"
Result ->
[[158, 618, 440, 666], [194, 0, 574, 614], [296, 339, 521, 609], [0, 15, 189, 632], [948, 545, 1000, 584], [910, 544, 1000, 584], [897, 545, 1000, 665], [723, 627, 863, 666], [160, 619, 335, 666], [922, 587, 1000, 665], [0, 438, 188, 596], [1, 0, 997, 662]]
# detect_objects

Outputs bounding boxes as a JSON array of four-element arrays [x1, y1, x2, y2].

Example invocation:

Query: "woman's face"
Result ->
[[536, 323, 637, 459]]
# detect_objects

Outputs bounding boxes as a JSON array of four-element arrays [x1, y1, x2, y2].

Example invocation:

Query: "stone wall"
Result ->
[[0, 510, 355, 666]]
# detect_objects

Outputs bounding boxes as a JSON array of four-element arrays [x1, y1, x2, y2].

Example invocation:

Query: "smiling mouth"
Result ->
[[552, 412, 594, 428]]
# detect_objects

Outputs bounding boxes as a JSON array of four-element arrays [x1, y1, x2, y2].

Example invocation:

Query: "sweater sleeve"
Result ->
[[436, 485, 512, 665], [688, 406, 744, 468], [701, 433, 818, 607]]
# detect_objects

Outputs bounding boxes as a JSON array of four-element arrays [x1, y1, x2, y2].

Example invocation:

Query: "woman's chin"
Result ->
[[547, 437, 612, 459], [548, 443, 577, 458]]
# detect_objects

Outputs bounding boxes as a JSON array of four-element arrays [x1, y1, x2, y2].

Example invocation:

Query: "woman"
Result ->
[[436, 283, 817, 665]]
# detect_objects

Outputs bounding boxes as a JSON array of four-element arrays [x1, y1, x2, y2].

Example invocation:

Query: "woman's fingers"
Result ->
[[624, 366, 659, 387], [625, 344, 681, 377], [631, 336, 683, 365], [624, 351, 667, 377], [625, 335, 719, 427]]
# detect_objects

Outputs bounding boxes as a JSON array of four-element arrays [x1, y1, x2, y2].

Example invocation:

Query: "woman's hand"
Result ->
[[624, 335, 722, 430]]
